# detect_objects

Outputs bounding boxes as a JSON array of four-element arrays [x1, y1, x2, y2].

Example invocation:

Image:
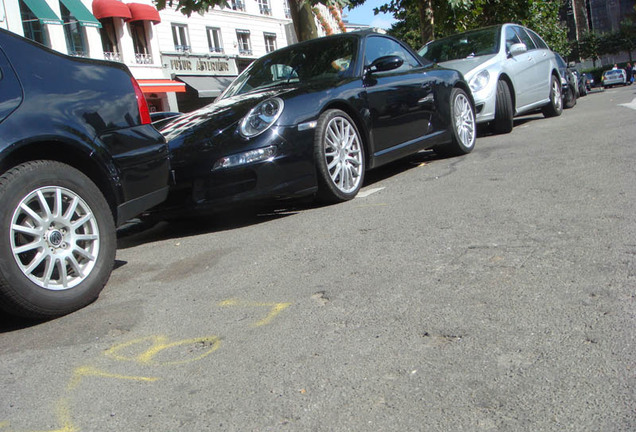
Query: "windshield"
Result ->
[[419, 26, 500, 63], [221, 36, 358, 99]]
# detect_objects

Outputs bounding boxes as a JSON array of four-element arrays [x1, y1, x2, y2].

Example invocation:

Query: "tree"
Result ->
[[153, 0, 349, 42], [380, 0, 567, 54], [578, 30, 602, 67]]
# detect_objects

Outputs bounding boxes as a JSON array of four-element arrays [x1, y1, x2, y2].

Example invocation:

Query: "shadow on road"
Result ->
[[116, 149, 458, 248]]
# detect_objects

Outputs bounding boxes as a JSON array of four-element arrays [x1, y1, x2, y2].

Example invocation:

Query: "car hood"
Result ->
[[437, 54, 497, 78], [158, 86, 297, 143]]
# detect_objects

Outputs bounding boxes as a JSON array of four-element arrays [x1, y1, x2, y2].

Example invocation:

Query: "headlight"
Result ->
[[239, 98, 284, 138], [213, 145, 277, 170], [469, 70, 490, 93]]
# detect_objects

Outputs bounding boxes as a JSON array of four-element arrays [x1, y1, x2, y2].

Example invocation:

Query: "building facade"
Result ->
[[0, 0, 346, 113]]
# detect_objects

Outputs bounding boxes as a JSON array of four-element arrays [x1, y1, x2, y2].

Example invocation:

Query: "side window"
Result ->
[[505, 26, 522, 52], [527, 29, 548, 50], [364, 36, 420, 73], [514, 27, 536, 51]]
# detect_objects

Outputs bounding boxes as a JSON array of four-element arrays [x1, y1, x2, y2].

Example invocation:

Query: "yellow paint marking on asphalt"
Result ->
[[0, 421, 9, 429], [219, 299, 292, 327], [418, 162, 429, 167], [67, 366, 158, 391], [104, 335, 221, 366]]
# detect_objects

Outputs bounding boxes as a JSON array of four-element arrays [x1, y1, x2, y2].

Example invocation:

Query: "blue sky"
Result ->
[[344, 0, 397, 29]]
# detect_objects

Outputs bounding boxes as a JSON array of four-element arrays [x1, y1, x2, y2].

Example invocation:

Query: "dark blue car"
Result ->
[[0, 29, 170, 318]]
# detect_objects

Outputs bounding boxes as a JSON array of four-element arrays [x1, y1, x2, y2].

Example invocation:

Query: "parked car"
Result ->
[[554, 53, 578, 108], [418, 23, 562, 135], [601, 69, 627, 88], [582, 73, 595, 90], [0, 29, 170, 318], [153, 31, 475, 215], [572, 70, 587, 97]]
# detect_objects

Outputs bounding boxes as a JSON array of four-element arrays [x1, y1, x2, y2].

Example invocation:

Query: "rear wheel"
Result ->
[[314, 109, 365, 203], [0, 161, 115, 319], [564, 85, 577, 108], [542, 75, 563, 118], [492, 80, 513, 134]]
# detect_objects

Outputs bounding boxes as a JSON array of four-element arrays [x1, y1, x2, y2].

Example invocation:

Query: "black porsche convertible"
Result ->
[[155, 31, 476, 212]]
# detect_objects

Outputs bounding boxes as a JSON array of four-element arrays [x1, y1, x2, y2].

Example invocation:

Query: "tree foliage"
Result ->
[[379, 0, 568, 55]]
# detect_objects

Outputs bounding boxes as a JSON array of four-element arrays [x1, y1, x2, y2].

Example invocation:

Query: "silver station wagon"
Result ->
[[419, 23, 563, 134]]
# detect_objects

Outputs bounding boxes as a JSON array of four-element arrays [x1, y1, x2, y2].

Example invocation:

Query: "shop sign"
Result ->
[[162, 53, 238, 76]]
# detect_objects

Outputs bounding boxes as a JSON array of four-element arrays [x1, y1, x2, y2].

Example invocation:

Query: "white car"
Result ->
[[602, 69, 627, 88], [419, 23, 563, 134]]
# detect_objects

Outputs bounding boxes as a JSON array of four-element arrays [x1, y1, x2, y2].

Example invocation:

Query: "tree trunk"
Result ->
[[418, 0, 434, 45], [289, 0, 319, 42]]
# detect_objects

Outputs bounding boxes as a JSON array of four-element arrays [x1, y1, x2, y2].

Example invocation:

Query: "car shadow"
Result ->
[[117, 149, 460, 248], [0, 314, 48, 332]]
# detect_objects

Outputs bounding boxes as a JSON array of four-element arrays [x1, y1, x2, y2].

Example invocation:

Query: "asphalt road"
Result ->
[[1, 85, 635, 432]]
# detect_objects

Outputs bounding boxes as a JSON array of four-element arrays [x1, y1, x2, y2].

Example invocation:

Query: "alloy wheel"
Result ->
[[323, 116, 363, 194], [10, 186, 100, 290]]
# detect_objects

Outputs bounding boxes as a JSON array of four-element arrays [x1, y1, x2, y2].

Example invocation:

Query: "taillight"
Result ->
[[131, 77, 151, 125]]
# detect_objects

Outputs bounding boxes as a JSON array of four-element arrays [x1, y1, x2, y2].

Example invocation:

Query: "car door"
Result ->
[[502, 25, 535, 109], [362, 35, 435, 160], [0, 47, 22, 123], [524, 28, 553, 103]]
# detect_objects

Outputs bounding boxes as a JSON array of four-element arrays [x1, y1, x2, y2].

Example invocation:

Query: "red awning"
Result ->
[[127, 3, 161, 24], [137, 79, 186, 93], [92, 0, 132, 20]]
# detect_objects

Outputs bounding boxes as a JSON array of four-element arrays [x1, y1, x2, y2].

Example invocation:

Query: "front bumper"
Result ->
[[159, 124, 318, 214]]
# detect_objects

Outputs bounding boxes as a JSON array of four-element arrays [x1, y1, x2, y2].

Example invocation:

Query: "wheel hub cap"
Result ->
[[47, 229, 64, 248]]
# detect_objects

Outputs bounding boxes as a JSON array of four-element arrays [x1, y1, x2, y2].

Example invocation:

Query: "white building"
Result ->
[[0, 0, 345, 112]]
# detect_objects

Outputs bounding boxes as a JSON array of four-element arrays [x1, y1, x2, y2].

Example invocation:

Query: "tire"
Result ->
[[437, 87, 476, 157], [564, 85, 577, 109], [0, 161, 115, 319], [492, 80, 513, 134], [542, 75, 563, 118], [314, 109, 365, 203]]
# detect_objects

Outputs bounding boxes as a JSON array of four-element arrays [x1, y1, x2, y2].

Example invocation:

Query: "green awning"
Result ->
[[22, 0, 63, 25], [60, 0, 102, 28]]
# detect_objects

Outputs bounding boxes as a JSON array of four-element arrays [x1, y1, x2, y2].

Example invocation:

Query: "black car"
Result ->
[[0, 29, 170, 318], [155, 31, 476, 213], [554, 53, 578, 108]]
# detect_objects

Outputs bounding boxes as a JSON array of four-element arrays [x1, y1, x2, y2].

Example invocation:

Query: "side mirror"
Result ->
[[366, 55, 404, 74], [508, 43, 527, 57]]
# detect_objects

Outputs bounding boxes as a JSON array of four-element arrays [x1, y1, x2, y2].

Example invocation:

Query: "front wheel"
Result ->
[[0, 161, 116, 319], [492, 80, 514, 134], [437, 87, 476, 156], [314, 109, 365, 203], [542, 75, 563, 118]]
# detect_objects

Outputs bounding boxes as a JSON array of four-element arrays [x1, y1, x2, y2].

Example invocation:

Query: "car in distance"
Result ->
[[0, 29, 170, 319], [418, 23, 563, 135], [554, 53, 578, 108], [601, 69, 627, 88], [153, 31, 476, 214], [582, 73, 595, 91]]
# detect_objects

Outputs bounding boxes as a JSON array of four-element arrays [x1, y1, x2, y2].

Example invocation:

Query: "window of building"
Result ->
[[19, 0, 50, 47], [207, 27, 223, 53], [258, 0, 271, 15], [236, 30, 252, 55], [60, 1, 87, 57], [284, 0, 291, 18], [264, 32, 276, 53], [129, 21, 152, 64], [171, 23, 190, 52], [231, 0, 245, 11], [99, 18, 120, 61]]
